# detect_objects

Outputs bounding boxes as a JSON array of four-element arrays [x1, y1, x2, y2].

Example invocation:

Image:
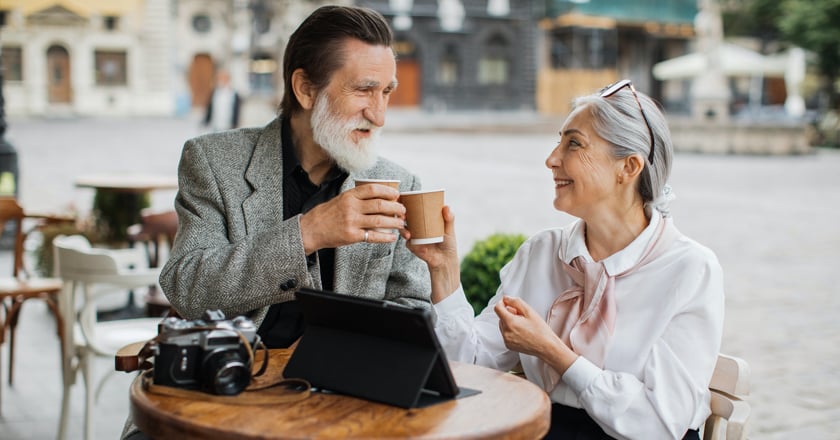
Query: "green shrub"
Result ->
[[460, 233, 527, 315]]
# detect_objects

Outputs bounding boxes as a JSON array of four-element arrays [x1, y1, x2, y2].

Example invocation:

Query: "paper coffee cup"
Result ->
[[354, 178, 401, 190], [355, 179, 401, 233], [399, 189, 445, 245]]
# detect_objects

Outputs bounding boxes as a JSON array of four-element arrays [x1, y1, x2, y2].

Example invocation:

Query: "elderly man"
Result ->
[[162, 5, 430, 347], [122, 5, 430, 438]]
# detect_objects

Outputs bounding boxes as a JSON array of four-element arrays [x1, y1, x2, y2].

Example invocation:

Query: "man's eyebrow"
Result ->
[[355, 79, 398, 90]]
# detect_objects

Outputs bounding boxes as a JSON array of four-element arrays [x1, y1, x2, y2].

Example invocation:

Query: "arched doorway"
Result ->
[[46, 45, 72, 103], [390, 39, 420, 107], [188, 53, 215, 108]]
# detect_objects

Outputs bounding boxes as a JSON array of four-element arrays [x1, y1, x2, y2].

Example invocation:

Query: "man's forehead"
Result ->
[[332, 41, 397, 87]]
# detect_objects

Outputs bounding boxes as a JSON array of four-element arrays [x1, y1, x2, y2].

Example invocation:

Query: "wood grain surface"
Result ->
[[131, 349, 550, 439]]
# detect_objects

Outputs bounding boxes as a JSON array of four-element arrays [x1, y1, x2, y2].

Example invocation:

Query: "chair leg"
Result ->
[[82, 351, 94, 440], [42, 293, 66, 360], [6, 298, 23, 386], [58, 353, 75, 440]]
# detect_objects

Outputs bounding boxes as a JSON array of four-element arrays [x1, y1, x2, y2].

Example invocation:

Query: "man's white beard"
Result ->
[[311, 92, 381, 173]]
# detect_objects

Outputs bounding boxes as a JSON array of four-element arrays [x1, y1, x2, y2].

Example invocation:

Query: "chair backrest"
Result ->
[[704, 354, 751, 440], [52, 234, 160, 359], [0, 197, 28, 278], [53, 235, 121, 279], [141, 209, 178, 245]]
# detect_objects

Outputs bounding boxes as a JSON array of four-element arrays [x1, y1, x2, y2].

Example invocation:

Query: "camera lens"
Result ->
[[201, 351, 250, 395]]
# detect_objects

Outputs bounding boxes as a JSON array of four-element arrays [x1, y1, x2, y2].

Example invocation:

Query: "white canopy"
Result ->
[[653, 43, 788, 80]]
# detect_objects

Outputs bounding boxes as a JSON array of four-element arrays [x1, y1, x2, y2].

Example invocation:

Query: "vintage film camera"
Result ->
[[152, 310, 259, 395]]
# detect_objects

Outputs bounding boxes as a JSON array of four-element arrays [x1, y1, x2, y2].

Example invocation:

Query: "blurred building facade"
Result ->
[[173, 0, 342, 114], [0, 0, 174, 116], [0, 0, 336, 117], [1, 0, 701, 117], [537, 0, 697, 114], [359, 0, 538, 111]]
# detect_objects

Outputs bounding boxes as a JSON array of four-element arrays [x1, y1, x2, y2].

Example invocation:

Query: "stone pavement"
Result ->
[[0, 110, 838, 439]]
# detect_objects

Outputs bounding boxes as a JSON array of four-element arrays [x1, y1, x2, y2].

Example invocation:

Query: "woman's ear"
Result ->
[[619, 154, 645, 183], [291, 68, 316, 110]]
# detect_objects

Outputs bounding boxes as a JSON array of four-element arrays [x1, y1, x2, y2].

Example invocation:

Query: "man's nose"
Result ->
[[364, 95, 387, 127]]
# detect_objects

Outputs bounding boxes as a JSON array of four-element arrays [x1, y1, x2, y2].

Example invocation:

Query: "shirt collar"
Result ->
[[561, 208, 663, 276]]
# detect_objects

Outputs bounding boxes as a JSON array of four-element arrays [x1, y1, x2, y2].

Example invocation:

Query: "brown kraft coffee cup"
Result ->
[[399, 189, 445, 245]]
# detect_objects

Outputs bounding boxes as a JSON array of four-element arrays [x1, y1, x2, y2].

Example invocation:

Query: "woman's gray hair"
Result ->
[[573, 86, 674, 215]]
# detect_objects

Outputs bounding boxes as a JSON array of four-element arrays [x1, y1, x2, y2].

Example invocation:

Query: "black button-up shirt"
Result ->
[[257, 117, 348, 348]]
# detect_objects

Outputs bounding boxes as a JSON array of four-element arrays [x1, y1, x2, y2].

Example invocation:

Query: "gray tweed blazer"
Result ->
[[159, 117, 431, 326]]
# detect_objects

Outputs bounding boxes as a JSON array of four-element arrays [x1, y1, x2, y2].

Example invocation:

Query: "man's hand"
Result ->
[[299, 183, 405, 254]]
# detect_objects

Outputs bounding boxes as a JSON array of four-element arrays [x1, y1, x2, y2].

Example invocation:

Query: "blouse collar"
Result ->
[[561, 208, 663, 276]]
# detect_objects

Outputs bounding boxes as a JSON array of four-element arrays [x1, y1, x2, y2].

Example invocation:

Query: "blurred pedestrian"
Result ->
[[202, 68, 241, 132]]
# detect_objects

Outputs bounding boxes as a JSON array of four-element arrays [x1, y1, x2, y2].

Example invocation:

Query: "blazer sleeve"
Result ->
[[159, 137, 314, 322]]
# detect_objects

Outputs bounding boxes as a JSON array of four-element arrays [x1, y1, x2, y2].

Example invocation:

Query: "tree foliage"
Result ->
[[778, 0, 840, 82], [722, 0, 783, 43]]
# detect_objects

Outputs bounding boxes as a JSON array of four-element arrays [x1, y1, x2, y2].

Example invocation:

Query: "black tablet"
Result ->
[[283, 288, 480, 408]]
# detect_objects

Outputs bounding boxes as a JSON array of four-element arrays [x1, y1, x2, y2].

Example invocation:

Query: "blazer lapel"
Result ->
[[242, 118, 284, 235]]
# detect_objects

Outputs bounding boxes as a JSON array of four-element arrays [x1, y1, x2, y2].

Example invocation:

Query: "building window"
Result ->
[[1, 46, 22, 81], [95, 50, 127, 86], [249, 53, 277, 96], [478, 58, 508, 84], [104, 16, 119, 30], [192, 14, 211, 33], [478, 34, 509, 85], [438, 45, 459, 85], [550, 27, 617, 70]]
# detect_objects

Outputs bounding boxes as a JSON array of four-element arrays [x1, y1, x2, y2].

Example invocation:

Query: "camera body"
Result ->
[[153, 310, 258, 395]]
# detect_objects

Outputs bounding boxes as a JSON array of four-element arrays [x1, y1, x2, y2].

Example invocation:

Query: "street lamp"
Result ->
[[0, 21, 21, 249], [0, 30, 18, 195]]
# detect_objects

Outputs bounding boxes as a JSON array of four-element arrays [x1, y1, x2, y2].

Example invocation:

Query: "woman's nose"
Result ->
[[545, 145, 562, 169]]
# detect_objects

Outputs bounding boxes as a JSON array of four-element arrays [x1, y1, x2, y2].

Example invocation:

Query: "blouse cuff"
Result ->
[[561, 355, 602, 396], [432, 285, 469, 312]]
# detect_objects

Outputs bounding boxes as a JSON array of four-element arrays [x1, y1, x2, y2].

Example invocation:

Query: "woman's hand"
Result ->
[[494, 296, 578, 375], [404, 205, 461, 303]]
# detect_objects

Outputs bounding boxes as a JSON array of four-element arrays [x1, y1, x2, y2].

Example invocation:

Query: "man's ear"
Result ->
[[291, 68, 316, 110]]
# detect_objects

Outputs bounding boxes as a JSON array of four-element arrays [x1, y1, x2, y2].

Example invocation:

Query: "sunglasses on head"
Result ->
[[600, 79, 655, 163]]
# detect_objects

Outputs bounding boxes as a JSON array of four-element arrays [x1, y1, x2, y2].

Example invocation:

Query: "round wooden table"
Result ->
[[130, 349, 551, 439]]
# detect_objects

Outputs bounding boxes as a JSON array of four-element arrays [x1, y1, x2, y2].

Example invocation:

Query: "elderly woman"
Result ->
[[407, 80, 724, 439]]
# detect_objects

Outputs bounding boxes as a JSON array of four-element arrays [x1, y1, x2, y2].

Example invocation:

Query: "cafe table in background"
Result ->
[[74, 173, 177, 319]]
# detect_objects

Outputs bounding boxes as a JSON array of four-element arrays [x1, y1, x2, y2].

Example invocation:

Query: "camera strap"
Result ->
[[140, 369, 311, 405]]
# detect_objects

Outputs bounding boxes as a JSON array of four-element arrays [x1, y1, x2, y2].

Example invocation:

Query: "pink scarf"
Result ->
[[540, 216, 679, 391]]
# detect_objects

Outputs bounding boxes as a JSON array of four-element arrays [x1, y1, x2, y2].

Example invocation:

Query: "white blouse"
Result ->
[[434, 211, 725, 439]]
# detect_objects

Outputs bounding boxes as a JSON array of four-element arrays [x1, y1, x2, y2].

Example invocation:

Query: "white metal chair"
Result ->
[[53, 235, 163, 440], [704, 353, 751, 440]]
